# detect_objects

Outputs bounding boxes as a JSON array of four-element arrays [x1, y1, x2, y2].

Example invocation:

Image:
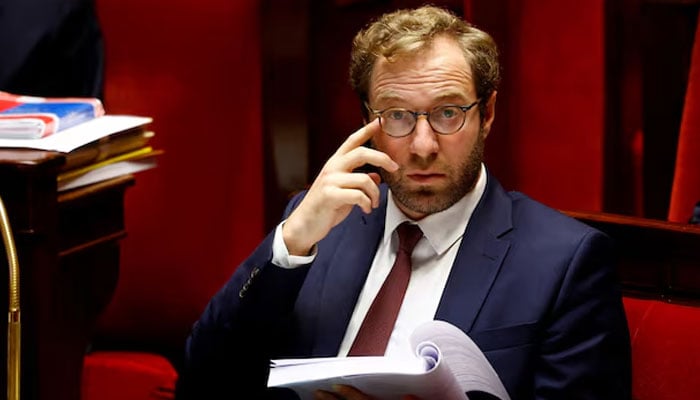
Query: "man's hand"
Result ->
[[282, 119, 398, 256], [314, 384, 420, 400]]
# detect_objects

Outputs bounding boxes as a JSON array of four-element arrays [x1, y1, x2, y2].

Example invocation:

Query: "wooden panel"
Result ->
[[566, 210, 700, 301], [0, 149, 133, 400]]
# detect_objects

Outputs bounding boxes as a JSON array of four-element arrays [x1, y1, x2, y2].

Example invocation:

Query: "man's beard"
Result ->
[[380, 131, 485, 217]]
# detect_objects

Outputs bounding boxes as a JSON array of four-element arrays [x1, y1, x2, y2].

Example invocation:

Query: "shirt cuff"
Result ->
[[272, 220, 317, 269]]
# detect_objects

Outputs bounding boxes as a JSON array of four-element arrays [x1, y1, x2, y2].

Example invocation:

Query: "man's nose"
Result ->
[[410, 116, 439, 157]]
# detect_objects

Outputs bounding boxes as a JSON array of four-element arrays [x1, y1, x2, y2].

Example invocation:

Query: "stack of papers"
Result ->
[[268, 320, 511, 400], [0, 114, 160, 192], [0, 115, 152, 153]]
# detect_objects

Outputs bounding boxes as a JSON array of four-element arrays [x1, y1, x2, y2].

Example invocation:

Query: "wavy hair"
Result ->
[[350, 5, 500, 120]]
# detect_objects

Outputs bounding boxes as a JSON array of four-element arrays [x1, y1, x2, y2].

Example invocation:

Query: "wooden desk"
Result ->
[[0, 149, 133, 400], [567, 210, 700, 302]]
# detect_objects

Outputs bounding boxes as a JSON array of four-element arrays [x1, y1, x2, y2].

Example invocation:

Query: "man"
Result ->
[[176, 6, 631, 399]]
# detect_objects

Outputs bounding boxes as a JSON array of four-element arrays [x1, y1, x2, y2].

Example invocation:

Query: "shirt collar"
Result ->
[[384, 163, 488, 255]]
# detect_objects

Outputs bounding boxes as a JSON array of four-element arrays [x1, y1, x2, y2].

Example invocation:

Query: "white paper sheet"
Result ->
[[0, 115, 152, 153], [268, 320, 511, 400]]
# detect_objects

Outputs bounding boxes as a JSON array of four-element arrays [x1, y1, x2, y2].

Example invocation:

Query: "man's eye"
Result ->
[[386, 110, 408, 121], [439, 107, 458, 119]]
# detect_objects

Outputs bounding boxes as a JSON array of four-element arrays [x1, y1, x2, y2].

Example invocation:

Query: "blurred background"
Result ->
[[2, 0, 698, 398], [94, 0, 700, 371]]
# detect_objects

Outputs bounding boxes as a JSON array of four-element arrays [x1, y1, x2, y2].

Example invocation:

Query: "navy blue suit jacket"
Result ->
[[176, 172, 631, 400]]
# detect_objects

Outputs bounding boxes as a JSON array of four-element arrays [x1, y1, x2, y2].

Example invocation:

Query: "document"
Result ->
[[57, 147, 161, 192], [0, 91, 104, 139], [268, 320, 510, 400], [0, 115, 152, 152]]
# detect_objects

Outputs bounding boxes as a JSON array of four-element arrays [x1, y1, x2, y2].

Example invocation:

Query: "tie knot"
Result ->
[[396, 222, 423, 254]]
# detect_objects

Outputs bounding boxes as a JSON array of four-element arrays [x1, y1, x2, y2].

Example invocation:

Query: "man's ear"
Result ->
[[480, 90, 497, 139]]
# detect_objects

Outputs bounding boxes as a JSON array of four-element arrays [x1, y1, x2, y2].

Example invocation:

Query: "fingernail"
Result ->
[[331, 384, 346, 393]]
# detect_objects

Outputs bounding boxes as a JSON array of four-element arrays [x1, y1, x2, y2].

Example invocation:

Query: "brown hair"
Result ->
[[349, 5, 500, 119]]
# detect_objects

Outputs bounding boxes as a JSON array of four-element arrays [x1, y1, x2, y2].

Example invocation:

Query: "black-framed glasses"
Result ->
[[366, 100, 480, 138]]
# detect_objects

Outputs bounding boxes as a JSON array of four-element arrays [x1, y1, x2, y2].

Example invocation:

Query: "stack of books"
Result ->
[[0, 91, 161, 191], [56, 120, 161, 192]]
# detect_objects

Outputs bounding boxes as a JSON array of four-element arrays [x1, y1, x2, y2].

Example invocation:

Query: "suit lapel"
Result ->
[[311, 188, 388, 356], [308, 175, 513, 353], [435, 173, 513, 333]]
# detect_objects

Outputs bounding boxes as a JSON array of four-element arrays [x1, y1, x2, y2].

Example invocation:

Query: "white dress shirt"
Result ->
[[272, 164, 488, 359]]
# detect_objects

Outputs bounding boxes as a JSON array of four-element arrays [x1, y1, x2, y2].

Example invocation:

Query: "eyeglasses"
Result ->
[[366, 100, 480, 138]]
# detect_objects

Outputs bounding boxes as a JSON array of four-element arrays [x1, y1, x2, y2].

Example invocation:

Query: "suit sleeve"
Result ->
[[175, 194, 310, 399], [535, 230, 632, 400]]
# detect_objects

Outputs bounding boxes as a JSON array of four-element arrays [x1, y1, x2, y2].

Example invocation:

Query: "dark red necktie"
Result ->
[[348, 222, 423, 356]]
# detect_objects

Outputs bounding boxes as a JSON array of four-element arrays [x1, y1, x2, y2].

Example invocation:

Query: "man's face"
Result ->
[[368, 36, 496, 220]]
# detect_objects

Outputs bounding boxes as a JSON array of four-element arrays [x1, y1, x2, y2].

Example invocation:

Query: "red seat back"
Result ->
[[623, 297, 700, 400]]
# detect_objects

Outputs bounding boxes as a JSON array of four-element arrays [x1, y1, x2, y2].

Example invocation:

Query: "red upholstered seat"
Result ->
[[623, 297, 700, 400], [622, 297, 650, 343], [82, 352, 177, 400]]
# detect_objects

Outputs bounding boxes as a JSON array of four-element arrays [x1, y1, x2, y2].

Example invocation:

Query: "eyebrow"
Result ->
[[373, 92, 403, 104], [373, 90, 471, 106]]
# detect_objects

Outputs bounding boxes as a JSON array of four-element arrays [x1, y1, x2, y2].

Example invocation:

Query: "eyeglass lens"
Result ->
[[379, 105, 468, 137]]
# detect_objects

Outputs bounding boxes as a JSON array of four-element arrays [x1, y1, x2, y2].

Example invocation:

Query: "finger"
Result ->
[[314, 389, 343, 400], [336, 118, 381, 156], [332, 384, 376, 399], [326, 172, 382, 209], [345, 145, 398, 173], [323, 186, 375, 214]]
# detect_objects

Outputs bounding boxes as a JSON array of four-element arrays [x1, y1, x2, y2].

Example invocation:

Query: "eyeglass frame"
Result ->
[[365, 100, 481, 138]]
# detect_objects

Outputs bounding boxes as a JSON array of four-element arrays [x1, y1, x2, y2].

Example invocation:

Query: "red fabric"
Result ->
[[668, 10, 700, 223], [463, 0, 472, 23], [623, 297, 700, 400], [82, 352, 177, 400], [632, 129, 645, 216], [505, 0, 605, 212], [469, 0, 606, 212], [94, 0, 264, 347], [621, 297, 650, 344]]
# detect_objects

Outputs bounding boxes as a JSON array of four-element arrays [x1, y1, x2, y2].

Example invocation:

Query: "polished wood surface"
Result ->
[[0, 149, 133, 400], [567, 210, 700, 302]]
